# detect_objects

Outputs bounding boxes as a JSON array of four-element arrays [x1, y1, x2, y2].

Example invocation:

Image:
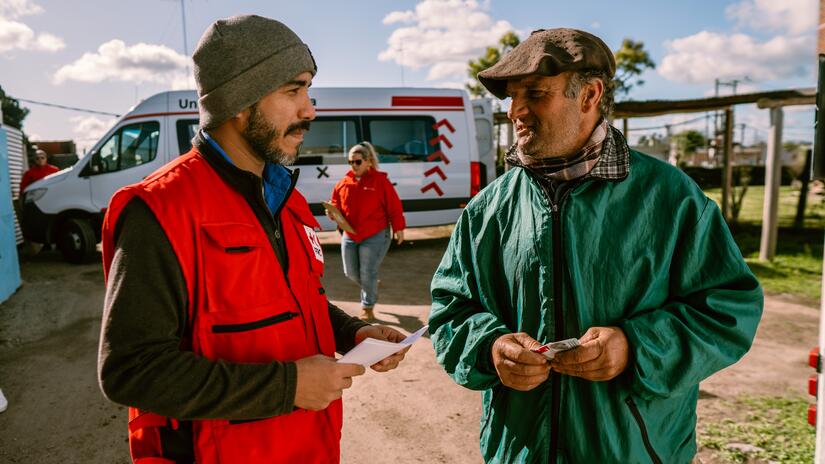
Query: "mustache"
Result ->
[[286, 120, 311, 135]]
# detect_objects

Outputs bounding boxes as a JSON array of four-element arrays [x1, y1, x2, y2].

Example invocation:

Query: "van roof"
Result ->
[[122, 88, 470, 121]]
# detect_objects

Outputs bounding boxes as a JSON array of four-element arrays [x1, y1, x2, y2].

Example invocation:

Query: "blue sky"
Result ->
[[0, 0, 817, 150]]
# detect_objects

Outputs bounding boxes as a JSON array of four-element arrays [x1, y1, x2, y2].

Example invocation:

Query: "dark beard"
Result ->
[[242, 104, 310, 165]]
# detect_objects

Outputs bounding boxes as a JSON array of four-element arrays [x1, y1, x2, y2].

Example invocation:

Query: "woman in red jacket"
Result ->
[[328, 142, 406, 321]]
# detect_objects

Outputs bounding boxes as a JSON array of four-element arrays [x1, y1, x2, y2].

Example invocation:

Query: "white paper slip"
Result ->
[[338, 325, 429, 367]]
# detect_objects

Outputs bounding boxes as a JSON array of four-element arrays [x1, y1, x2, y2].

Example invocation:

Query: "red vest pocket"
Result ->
[[203, 404, 341, 464], [197, 302, 310, 363], [128, 409, 178, 463], [200, 222, 281, 312]]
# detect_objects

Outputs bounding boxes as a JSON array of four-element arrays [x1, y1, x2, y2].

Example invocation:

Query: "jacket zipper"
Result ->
[[625, 397, 663, 464], [212, 311, 299, 334], [543, 177, 578, 464], [549, 196, 563, 464]]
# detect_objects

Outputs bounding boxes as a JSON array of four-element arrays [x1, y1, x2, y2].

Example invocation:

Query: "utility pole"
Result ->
[[164, 0, 190, 86], [180, 0, 190, 83], [714, 78, 746, 134]]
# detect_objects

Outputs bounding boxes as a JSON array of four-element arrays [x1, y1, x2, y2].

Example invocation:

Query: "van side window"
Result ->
[[90, 121, 160, 174], [176, 119, 199, 154], [364, 116, 440, 163], [297, 117, 359, 165]]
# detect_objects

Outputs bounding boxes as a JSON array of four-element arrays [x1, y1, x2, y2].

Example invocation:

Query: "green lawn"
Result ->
[[704, 186, 824, 304], [698, 395, 815, 463]]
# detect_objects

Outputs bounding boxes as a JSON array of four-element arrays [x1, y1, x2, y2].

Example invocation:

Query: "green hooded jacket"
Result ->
[[429, 151, 763, 463]]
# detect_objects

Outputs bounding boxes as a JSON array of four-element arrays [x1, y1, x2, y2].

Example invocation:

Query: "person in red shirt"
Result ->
[[20, 149, 59, 195], [329, 142, 406, 321]]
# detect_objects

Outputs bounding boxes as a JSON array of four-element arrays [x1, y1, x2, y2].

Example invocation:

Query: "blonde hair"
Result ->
[[348, 141, 379, 169]]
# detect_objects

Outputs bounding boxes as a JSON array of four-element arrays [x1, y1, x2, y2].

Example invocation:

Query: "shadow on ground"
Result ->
[[322, 237, 450, 307]]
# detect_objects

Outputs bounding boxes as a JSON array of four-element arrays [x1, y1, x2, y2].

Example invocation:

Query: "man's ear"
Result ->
[[581, 79, 604, 114], [230, 107, 250, 131]]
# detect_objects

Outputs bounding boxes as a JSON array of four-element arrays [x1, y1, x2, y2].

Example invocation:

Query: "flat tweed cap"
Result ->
[[193, 15, 317, 129], [478, 28, 615, 99]]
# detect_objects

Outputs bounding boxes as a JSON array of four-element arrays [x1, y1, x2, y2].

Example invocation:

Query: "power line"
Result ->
[[626, 113, 709, 132], [11, 97, 121, 117]]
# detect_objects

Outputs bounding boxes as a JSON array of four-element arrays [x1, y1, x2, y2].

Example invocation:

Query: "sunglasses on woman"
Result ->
[[348, 159, 363, 166]]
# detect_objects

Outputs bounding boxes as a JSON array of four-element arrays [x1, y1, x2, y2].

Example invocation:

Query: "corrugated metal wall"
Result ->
[[0, 126, 22, 302], [3, 126, 27, 244]]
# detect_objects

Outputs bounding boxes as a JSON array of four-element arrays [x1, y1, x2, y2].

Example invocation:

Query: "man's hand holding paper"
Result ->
[[353, 325, 411, 371], [340, 325, 428, 369]]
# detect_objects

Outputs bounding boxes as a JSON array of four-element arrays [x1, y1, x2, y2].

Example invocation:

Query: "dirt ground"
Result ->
[[0, 227, 818, 463]]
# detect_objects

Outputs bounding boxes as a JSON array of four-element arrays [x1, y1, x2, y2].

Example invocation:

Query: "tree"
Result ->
[[0, 85, 29, 130], [637, 133, 665, 147], [613, 38, 655, 97], [466, 31, 520, 98], [673, 130, 706, 158]]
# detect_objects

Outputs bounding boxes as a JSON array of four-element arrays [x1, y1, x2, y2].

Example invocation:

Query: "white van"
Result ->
[[22, 88, 495, 262]]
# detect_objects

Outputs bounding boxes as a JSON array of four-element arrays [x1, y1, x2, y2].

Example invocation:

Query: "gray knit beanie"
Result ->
[[193, 15, 317, 129]]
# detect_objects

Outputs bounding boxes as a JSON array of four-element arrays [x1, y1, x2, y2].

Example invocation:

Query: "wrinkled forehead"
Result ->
[[505, 73, 569, 95]]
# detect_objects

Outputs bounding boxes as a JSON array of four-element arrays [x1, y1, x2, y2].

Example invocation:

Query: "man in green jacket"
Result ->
[[429, 28, 763, 463]]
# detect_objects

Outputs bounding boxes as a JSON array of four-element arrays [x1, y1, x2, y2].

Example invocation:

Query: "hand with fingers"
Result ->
[[293, 355, 366, 410], [393, 229, 405, 245], [354, 325, 411, 372], [550, 326, 630, 381], [491, 333, 552, 391]]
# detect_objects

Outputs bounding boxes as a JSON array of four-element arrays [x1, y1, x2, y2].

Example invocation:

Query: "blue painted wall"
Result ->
[[0, 128, 21, 303]]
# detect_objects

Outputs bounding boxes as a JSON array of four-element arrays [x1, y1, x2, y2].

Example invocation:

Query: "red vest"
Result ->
[[101, 149, 341, 464]]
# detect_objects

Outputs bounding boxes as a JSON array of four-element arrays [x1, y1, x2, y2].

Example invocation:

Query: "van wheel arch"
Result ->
[[51, 213, 99, 264]]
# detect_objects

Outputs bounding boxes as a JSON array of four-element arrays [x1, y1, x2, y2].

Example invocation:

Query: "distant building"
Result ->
[[630, 138, 669, 162], [683, 142, 801, 168], [30, 139, 78, 169]]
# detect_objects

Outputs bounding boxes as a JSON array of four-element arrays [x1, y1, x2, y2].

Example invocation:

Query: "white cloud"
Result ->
[[658, 31, 813, 84], [726, 0, 817, 36], [379, 0, 515, 81], [0, 0, 43, 19], [383, 10, 416, 24], [53, 39, 190, 86], [70, 115, 116, 152], [0, 16, 64, 53]]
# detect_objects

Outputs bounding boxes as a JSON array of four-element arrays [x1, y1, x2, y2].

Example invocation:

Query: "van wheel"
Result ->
[[57, 218, 96, 264]]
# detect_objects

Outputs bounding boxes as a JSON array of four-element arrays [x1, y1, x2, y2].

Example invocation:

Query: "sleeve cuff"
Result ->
[[477, 332, 502, 375]]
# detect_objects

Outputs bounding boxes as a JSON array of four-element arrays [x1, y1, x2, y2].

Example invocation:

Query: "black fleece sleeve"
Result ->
[[328, 301, 370, 354], [97, 197, 297, 420]]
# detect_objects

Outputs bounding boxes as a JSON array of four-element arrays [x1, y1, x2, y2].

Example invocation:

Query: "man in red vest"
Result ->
[[19, 149, 59, 195], [98, 15, 409, 464]]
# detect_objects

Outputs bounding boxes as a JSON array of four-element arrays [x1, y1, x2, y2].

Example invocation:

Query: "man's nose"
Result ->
[[299, 94, 316, 121], [507, 96, 527, 121]]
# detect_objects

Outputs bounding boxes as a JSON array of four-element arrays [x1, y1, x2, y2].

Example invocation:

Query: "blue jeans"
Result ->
[[341, 228, 391, 308]]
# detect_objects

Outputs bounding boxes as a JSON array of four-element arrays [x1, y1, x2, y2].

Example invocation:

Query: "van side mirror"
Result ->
[[90, 153, 101, 173], [80, 153, 101, 177]]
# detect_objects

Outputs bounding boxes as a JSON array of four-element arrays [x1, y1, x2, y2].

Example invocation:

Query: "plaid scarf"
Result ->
[[505, 119, 630, 182]]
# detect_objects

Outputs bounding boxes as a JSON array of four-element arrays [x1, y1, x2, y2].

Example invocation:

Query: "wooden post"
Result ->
[[759, 107, 784, 261], [722, 108, 734, 221], [794, 148, 812, 229], [623, 118, 629, 137]]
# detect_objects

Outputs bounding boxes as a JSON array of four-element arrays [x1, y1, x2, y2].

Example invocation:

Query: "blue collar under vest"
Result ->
[[201, 130, 292, 214]]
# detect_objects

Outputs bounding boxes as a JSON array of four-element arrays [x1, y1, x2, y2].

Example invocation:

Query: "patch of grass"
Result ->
[[698, 395, 814, 463], [703, 186, 824, 302], [704, 186, 825, 229]]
